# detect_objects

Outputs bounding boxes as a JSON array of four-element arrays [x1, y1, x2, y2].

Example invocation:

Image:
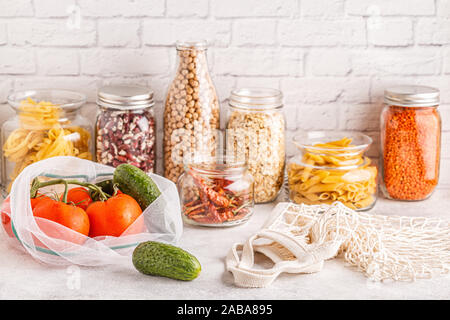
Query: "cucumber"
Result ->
[[113, 164, 161, 210], [132, 241, 201, 281]]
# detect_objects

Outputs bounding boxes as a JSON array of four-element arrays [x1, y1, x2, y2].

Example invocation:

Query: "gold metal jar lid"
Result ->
[[384, 85, 439, 107]]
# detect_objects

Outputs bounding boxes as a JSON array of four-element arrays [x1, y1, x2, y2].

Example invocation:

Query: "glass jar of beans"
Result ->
[[163, 40, 220, 183], [380, 85, 441, 201], [95, 85, 156, 173]]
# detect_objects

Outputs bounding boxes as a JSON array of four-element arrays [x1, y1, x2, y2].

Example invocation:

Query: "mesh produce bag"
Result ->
[[1, 156, 183, 266], [226, 202, 450, 287]]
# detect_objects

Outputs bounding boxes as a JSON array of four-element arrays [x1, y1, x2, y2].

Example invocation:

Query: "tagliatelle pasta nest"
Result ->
[[287, 137, 377, 210], [2, 98, 92, 189]]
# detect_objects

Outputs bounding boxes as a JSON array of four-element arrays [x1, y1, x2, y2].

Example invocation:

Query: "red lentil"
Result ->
[[381, 105, 441, 200]]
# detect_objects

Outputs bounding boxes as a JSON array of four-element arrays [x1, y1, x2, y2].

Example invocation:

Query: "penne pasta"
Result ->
[[288, 136, 377, 211]]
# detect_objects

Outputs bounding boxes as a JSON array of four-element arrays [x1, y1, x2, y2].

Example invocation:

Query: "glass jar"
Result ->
[[287, 131, 378, 211], [178, 155, 254, 227], [96, 85, 156, 173], [380, 85, 441, 201], [1, 89, 93, 190], [226, 88, 285, 203], [163, 40, 220, 183]]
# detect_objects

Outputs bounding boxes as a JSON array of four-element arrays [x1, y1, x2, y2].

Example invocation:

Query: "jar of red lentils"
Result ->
[[380, 85, 441, 201]]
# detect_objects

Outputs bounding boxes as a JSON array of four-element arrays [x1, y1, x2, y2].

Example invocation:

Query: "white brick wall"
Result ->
[[0, 0, 449, 184]]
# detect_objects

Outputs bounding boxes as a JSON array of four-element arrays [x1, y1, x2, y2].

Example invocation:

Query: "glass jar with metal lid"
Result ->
[[226, 87, 285, 203], [96, 85, 156, 173], [380, 85, 441, 201], [1, 89, 93, 190]]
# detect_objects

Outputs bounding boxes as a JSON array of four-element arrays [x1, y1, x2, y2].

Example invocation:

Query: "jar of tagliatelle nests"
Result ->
[[381, 85, 441, 201], [1, 90, 93, 190], [226, 88, 286, 203], [163, 40, 220, 183]]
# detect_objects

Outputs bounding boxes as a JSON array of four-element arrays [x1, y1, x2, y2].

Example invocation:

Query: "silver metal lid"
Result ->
[[384, 85, 439, 107], [229, 87, 283, 110], [97, 85, 154, 110]]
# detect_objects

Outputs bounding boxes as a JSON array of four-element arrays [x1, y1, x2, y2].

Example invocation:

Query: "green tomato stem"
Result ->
[[30, 178, 109, 201]]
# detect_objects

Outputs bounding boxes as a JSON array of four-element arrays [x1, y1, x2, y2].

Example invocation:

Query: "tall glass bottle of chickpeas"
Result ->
[[163, 41, 220, 183], [226, 88, 286, 203]]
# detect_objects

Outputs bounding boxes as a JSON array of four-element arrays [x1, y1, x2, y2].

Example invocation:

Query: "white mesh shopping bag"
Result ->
[[226, 202, 450, 287], [1, 156, 183, 267]]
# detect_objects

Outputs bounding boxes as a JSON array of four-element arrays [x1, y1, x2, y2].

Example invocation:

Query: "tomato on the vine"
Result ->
[[30, 194, 52, 210], [1, 197, 13, 238], [33, 198, 90, 245], [86, 193, 143, 238], [61, 187, 93, 211]]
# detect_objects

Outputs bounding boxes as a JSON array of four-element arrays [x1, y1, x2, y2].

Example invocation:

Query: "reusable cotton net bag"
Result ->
[[1, 156, 183, 267], [226, 202, 450, 288]]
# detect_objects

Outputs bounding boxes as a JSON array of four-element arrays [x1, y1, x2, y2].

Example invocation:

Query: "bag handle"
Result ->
[[226, 228, 329, 288]]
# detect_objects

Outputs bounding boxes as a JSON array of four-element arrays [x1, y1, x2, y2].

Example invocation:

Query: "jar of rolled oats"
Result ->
[[163, 40, 220, 183], [226, 88, 286, 203]]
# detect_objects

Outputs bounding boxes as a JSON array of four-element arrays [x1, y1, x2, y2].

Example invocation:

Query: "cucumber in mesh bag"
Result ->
[[113, 164, 161, 210]]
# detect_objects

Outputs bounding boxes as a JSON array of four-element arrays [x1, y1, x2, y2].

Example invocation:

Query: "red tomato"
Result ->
[[61, 187, 93, 211], [1, 197, 13, 238], [86, 193, 143, 238], [2, 195, 52, 239], [33, 198, 90, 245], [30, 194, 52, 209]]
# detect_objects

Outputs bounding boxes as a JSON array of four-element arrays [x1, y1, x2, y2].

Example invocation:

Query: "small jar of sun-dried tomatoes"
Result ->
[[381, 85, 441, 201], [177, 155, 254, 227]]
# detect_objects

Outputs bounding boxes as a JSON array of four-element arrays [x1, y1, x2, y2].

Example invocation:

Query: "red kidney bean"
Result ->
[[96, 108, 156, 173]]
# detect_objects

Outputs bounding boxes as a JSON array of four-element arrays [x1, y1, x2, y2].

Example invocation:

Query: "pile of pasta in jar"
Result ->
[[1, 90, 93, 190], [287, 132, 377, 211], [226, 88, 285, 203]]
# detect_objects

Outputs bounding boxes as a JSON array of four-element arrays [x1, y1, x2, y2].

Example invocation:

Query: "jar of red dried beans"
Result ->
[[381, 85, 441, 201], [96, 85, 156, 173]]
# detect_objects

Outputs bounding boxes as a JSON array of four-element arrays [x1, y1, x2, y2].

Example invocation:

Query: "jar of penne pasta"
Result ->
[[1, 90, 93, 190], [287, 132, 377, 211]]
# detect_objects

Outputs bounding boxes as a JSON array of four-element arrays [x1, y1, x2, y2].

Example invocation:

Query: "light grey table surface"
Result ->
[[0, 190, 449, 300]]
